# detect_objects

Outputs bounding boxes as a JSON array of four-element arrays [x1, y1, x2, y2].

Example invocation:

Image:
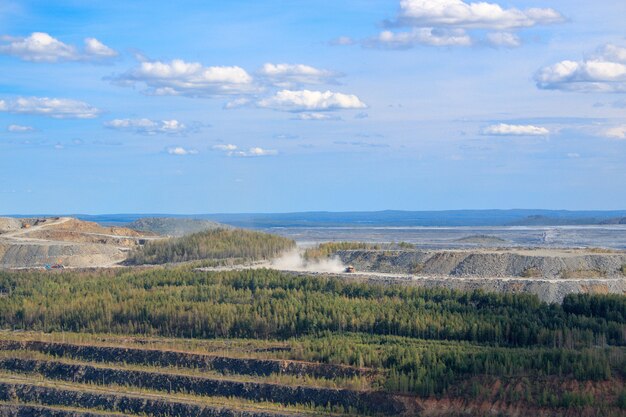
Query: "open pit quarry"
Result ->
[[197, 246, 626, 303], [2, 216, 625, 303], [0, 217, 158, 269], [329, 248, 626, 303]]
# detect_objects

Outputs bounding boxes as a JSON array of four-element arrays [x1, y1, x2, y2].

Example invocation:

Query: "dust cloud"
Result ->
[[270, 250, 346, 273]]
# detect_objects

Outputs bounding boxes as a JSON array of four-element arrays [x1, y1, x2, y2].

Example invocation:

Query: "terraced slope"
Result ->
[[1, 332, 624, 417], [0, 334, 400, 417], [0, 217, 158, 269], [336, 248, 626, 278]]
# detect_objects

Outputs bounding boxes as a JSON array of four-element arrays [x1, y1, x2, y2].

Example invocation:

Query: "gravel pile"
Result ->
[[337, 249, 626, 279], [0, 218, 22, 234]]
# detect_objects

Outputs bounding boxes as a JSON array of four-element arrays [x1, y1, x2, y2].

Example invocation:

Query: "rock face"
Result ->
[[0, 217, 157, 269], [0, 218, 22, 234], [0, 242, 127, 268], [336, 249, 626, 278]]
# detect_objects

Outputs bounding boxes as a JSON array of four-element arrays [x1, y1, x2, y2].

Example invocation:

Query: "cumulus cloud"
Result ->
[[245, 147, 278, 156], [394, 0, 564, 30], [486, 32, 520, 48], [212, 144, 277, 157], [0, 97, 100, 119], [167, 146, 198, 155], [0, 32, 117, 62], [603, 125, 626, 139], [223, 98, 252, 109], [112, 59, 256, 97], [7, 124, 34, 133], [258, 63, 341, 87], [351, 0, 564, 49], [482, 123, 549, 136], [535, 44, 626, 93], [83, 37, 117, 58], [104, 118, 187, 135], [212, 144, 238, 151], [293, 113, 341, 121], [367, 28, 471, 48], [258, 90, 366, 112]]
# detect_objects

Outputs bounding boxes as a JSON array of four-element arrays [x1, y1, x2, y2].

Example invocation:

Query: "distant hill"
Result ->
[[507, 215, 602, 226], [599, 217, 626, 225], [7, 210, 626, 228], [126, 218, 228, 237]]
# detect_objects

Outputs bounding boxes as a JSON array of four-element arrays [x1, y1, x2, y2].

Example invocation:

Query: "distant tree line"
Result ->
[[303, 242, 381, 261]]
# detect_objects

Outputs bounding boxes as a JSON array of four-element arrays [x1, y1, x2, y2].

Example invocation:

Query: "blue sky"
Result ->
[[1, 0, 625, 214]]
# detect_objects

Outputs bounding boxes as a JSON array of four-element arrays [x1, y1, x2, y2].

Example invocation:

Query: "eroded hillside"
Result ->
[[0, 217, 157, 269]]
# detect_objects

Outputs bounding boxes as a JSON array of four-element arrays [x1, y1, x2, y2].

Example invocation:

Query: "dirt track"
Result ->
[[0, 217, 158, 269]]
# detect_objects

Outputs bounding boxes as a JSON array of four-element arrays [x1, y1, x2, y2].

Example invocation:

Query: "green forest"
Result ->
[[0, 266, 624, 403], [125, 228, 295, 265]]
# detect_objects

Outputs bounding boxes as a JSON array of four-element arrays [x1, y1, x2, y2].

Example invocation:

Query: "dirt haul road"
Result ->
[[0, 217, 159, 269], [197, 248, 626, 303]]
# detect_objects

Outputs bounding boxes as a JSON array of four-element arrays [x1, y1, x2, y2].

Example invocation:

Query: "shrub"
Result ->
[[521, 268, 541, 278]]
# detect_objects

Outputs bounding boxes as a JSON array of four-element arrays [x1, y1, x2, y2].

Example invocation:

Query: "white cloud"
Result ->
[[105, 118, 187, 135], [212, 144, 277, 157], [212, 144, 238, 151], [0, 97, 100, 119], [604, 125, 626, 139], [294, 113, 341, 121], [7, 124, 34, 133], [113, 59, 256, 97], [368, 28, 472, 48], [246, 147, 278, 156], [224, 98, 252, 109], [83, 37, 118, 58], [258, 90, 366, 112], [167, 146, 198, 155], [566, 153, 580, 158], [482, 123, 549, 136], [352, 0, 564, 49], [0, 32, 117, 62], [258, 63, 341, 87], [486, 32, 520, 48], [536, 44, 626, 93], [395, 0, 564, 30]]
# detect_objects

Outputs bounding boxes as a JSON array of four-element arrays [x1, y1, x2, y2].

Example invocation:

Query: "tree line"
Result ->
[[125, 228, 295, 265], [0, 267, 624, 399]]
